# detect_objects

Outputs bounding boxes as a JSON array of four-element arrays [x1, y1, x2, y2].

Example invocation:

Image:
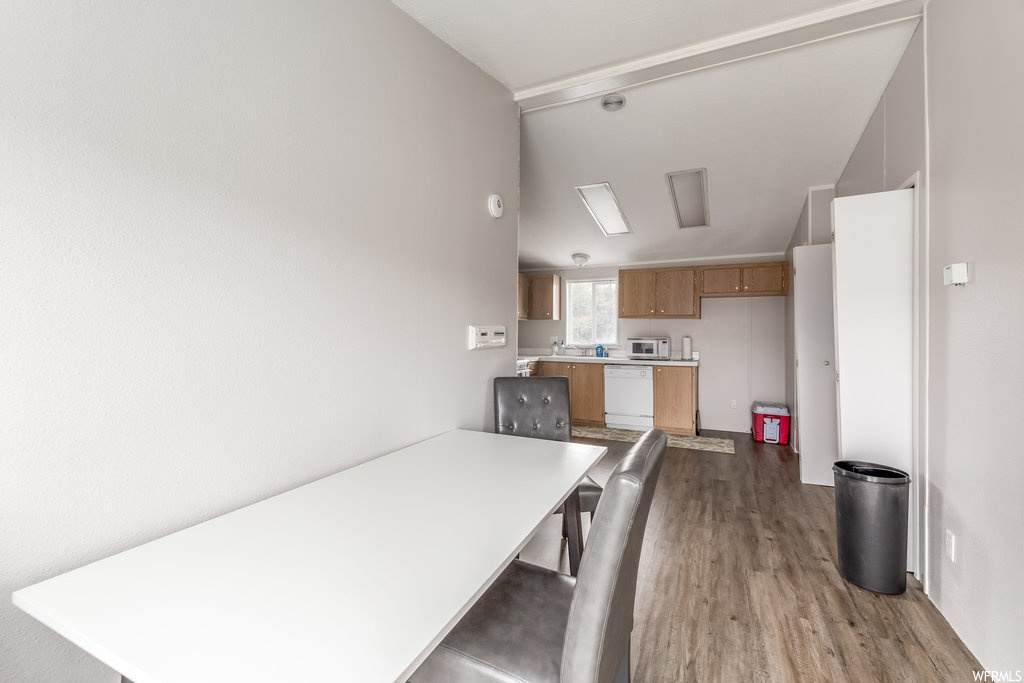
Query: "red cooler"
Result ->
[[752, 401, 790, 444]]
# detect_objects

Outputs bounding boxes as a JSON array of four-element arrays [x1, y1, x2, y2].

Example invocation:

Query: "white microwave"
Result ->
[[627, 337, 670, 360]]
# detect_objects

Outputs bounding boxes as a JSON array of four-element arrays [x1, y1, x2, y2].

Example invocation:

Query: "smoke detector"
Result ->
[[601, 94, 626, 112]]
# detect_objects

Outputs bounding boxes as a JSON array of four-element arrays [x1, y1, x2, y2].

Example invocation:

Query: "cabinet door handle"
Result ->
[[650, 309, 654, 313]]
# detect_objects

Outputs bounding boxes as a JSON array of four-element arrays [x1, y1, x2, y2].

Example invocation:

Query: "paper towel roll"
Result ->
[[682, 336, 693, 360]]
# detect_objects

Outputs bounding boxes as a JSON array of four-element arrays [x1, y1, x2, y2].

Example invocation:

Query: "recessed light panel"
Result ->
[[575, 182, 631, 236], [666, 168, 709, 229]]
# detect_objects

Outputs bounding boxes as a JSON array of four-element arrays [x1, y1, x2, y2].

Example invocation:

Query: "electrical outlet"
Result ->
[[945, 529, 956, 563], [730, 399, 737, 409]]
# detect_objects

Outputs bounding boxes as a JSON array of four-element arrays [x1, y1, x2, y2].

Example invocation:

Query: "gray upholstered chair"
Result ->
[[493, 376, 603, 533], [408, 428, 668, 683]]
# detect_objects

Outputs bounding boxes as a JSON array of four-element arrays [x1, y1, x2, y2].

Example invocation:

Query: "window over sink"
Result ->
[[566, 279, 618, 346]]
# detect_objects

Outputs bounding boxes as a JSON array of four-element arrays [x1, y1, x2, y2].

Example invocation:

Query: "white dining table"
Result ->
[[13, 429, 607, 683]]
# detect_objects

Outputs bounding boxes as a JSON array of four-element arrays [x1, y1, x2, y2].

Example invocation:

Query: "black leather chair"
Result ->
[[493, 376, 603, 534], [409, 429, 668, 683]]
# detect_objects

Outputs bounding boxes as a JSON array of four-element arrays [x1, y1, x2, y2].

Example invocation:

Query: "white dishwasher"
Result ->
[[604, 365, 654, 430]]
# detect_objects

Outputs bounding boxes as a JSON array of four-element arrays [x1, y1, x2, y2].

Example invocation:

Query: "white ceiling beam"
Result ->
[[515, 0, 923, 112]]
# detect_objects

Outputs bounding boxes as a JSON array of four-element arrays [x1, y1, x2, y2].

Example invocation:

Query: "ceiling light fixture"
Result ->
[[571, 253, 590, 268], [666, 168, 710, 229], [575, 182, 632, 236], [601, 93, 626, 111]]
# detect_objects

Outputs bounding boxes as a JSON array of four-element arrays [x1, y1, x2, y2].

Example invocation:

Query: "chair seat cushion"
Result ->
[[558, 475, 602, 515], [409, 560, 576, 683]]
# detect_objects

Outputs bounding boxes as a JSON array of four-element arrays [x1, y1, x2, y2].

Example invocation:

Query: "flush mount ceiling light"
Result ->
[[666, 168, 710, 229], [571, 253, 590, 268], [575, 182, 632, 237], [600, 93, 626, 111]]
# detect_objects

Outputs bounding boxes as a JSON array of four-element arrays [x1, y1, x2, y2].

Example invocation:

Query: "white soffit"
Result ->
[[517, 21, 918, 270], [391, 0, 921, 95]]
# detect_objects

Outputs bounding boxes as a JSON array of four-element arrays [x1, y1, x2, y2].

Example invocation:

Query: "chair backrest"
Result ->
[[561, 429, 667, 683], [494, 376, 572, 442]]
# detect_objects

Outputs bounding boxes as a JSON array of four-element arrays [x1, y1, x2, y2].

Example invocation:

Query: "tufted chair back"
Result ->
[[493, 376, 572, 442]]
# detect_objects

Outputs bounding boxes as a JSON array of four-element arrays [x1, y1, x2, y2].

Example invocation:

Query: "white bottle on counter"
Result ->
[[682, 336, 693, 360]]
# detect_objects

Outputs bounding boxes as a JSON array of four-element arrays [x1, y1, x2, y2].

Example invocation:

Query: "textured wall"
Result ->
[[835, 8, 1024, 669], [924, 0, 1024, 670], [0, 2, 519, 680]]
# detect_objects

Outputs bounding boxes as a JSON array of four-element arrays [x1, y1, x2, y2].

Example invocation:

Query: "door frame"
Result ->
[[900, 172, 927, 589]]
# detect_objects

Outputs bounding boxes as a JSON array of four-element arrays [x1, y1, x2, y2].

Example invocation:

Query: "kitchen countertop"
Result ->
[[522, 355, 699, 367]]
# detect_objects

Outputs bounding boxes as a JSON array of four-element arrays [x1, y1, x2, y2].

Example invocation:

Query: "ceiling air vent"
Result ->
[[575, 182, 631, 236], [666, 168, 709, 229]]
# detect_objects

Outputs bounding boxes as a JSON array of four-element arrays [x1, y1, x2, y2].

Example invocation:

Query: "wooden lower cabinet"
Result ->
[[654, 365, 697, 436], [534, 361, 605, 427], [536, 361, 571, 378], [569, 363, 605, 427]]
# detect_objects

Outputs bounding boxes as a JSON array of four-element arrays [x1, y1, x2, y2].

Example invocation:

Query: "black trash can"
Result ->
[[833, 460, 910, 595]]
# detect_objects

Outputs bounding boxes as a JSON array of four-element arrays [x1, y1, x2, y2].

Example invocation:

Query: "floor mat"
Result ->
[[572, 425, 735, 454]]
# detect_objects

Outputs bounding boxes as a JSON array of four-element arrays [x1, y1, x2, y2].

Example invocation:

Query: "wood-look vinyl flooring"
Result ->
[[518, 431, 982, 682]]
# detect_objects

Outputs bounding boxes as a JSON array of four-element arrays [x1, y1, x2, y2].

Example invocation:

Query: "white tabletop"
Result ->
[[13, 430, 606, 683]]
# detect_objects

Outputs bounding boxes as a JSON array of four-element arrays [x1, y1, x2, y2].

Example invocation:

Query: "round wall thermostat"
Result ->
[[487, 194, 504, 218]]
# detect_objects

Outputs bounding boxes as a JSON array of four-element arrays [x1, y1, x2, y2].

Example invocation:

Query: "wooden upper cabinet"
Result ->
[[619, 267, 697, 318], [569, 362, 605, 426], [656, 269, 697, 317], [517, 273, 530, 320], [699, 261, 789, 297], [528, 274, 561, 320], [653, 365, 697, 435], [742, 263, 788, 295], [701, 267, 742, 295], [619, 270, 657, 317], [620, 260, 787, 318]]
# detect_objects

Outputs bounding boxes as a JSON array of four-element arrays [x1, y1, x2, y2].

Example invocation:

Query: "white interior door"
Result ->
[[832, 188, 915, 572], [794, 244, 838, 486]]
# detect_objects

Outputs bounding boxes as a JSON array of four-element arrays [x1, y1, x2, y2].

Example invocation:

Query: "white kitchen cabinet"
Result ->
[[832, 187, 915, 571]]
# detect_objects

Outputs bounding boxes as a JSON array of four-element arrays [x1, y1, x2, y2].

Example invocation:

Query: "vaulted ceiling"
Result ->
[[392, 0, 920, 269]]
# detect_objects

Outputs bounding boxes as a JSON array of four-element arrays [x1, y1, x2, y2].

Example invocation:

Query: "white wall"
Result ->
[[0, 3, 519, 681], [519, 266, 787, 432], [923, 0, 1024, 670], [810, 187, 836, 245], [837, 27, 926, 197], [834, 8, 1024, 670]]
